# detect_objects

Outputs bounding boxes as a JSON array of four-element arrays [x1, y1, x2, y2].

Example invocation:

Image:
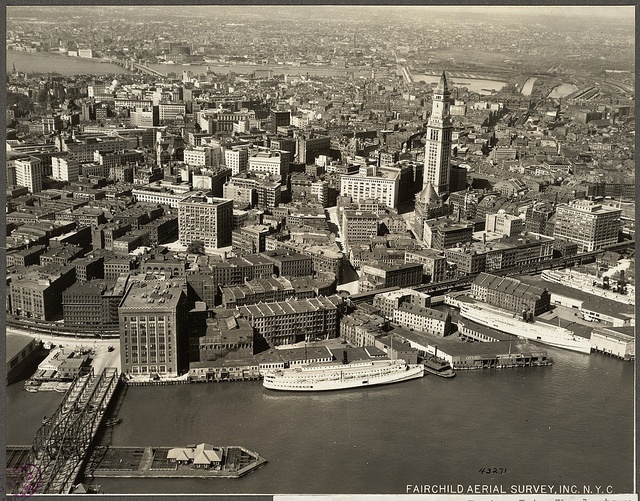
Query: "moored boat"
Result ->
[[105, 417, 122, 426], [459, 302, 592, 354], [24, 380, 41, 392], [263, 359, 424, 392], [424, 357, 456, 378]]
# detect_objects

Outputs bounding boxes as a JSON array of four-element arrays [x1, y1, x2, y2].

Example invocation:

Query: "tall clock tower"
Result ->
[[423, 71, 453, 196]]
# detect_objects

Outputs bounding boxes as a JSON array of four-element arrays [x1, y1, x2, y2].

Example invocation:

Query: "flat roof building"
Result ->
[[553, 199, 621, 253], [119, 278, 188, 376], [178, 193, 233, 249]]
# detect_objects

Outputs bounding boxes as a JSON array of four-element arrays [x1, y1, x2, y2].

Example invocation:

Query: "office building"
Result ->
[[553, 199, 621, 253], [119, 278, 188, 376], [263, 249, 313, 277], [232, 225, 270, 255], [269, 109, 291, 133], [51, 155, 79, 182], [340, 166, 400, 209], [359, 263, 423, 293], [178, 193, 233, 249], [225, 147, 249, 176], [373, 288, 431, 320], [423, 219, 473, 250], [248, 150, 290, 179], [62, 278, 127, 327], [9, 265, 76, 320], [224, 173, 281, 209], [413, 182, 449, 239], [393, 303, 452, 337], [15, 156, 43, 193], [486, 212, 524, 237], [404, 249, 447, 283], [342, 210, 379, 249]]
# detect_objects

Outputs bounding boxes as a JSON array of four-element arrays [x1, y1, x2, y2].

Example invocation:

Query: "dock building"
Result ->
[[237, 295, 341, 347], [392, 303, 452, 337], [471, 272, 551, 316]]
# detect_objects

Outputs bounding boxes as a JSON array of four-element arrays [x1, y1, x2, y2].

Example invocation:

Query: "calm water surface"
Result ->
[[8, 347, 633, 495], [412, 74, 506, 94], [7, 51, 372, 78]]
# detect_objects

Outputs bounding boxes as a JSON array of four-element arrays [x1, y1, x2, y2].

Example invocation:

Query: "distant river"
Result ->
[[6, 51, 372, 78], [521, 77, 537, 96], [548, 83, 580, 99], [7, 51, 129, 76], [6, 347, 634, 495], [412, 74, 507, 94]]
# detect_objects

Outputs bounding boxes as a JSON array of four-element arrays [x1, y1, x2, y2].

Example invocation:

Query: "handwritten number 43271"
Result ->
[[478, 468, 508, 474]]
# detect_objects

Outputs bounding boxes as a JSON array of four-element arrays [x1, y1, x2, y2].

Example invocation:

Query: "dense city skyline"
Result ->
[[4, 4, 635, 497]]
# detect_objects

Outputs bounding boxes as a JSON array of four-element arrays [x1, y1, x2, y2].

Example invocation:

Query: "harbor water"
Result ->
[[6, 346, 634, 495]]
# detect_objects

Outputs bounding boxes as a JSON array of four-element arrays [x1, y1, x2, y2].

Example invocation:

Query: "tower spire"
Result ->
[[435, 71, 449, 94]]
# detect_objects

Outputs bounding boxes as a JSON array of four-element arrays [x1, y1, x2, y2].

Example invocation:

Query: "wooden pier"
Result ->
[[85, 445, 266, 479]]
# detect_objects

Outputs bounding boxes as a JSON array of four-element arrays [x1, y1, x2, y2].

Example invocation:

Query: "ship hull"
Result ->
[[460, 304, 592, 354], [263, 361, 424, 392]]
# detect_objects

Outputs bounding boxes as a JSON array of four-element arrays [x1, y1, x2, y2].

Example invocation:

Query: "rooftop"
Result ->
[[120, 279, 184, 309], [6, 333, 37, 362]]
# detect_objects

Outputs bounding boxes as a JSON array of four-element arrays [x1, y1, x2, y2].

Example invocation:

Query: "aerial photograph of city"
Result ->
[[3, 4, 636, 499]]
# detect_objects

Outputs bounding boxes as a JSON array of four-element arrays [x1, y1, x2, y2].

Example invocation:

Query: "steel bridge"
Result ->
[[132, 62, 167, 78], [11, 368, 120, 495]]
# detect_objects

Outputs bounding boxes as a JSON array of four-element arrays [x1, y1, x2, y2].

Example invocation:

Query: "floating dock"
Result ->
[[85, 445, 266, 479]]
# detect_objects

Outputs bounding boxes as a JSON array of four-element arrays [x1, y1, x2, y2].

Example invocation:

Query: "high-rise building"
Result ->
[[178, 193, 233, 249], [340, 166, 400, 209], [341, 210, 378, 248], [225, 147, 249, 176], [269, 109, 291, 133], [119, 278, 188, 376], [51, 155, 79, 182], [15, 156, 43, 193], [248, 149, 290, 179], [424, 72, 453, 196], [553, 199, 621, 253]]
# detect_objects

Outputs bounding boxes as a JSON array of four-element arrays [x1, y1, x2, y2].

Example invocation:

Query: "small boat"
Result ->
[[105, 417, 122, 426], [42, 415, 49, 424], [25, 380, 41, 392], [423, 357, 456, 378]]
